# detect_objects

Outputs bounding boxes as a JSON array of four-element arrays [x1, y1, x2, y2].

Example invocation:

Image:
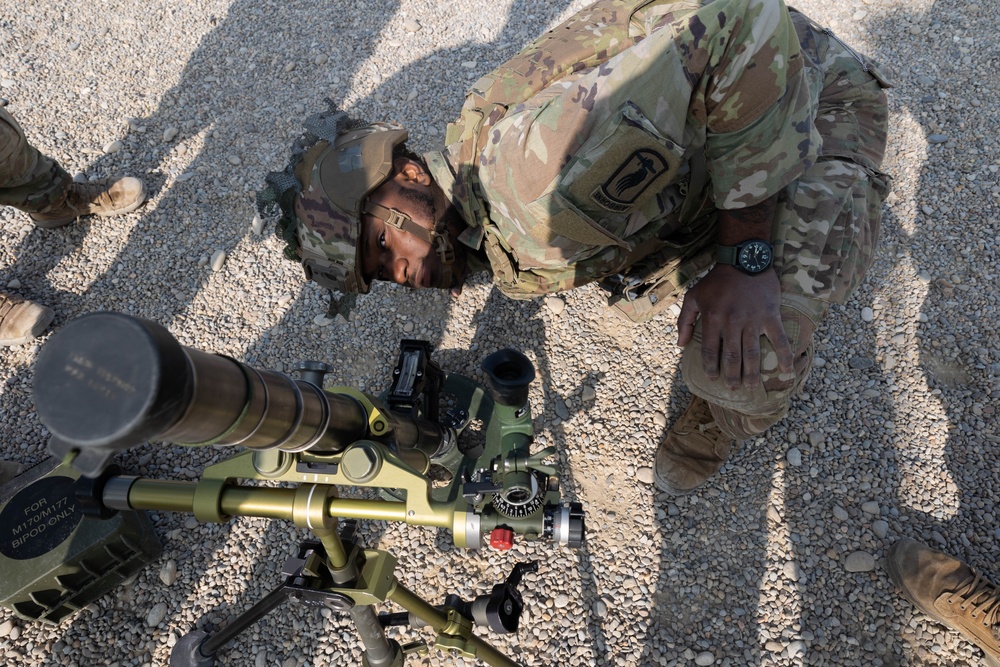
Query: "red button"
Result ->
[[489, 528, 514, 550]]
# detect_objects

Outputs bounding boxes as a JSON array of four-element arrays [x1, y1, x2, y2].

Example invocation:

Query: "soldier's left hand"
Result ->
[[676, 264, 794, 389]]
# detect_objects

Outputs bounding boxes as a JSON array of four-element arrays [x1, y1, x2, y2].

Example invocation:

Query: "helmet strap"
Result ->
[[364, 201, 457, 277]]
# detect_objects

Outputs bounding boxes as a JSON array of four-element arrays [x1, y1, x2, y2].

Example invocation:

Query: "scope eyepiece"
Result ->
[[481, 348, 535, 407]]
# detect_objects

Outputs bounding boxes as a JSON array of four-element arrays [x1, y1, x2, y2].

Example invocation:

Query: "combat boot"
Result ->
[[0, 292, 54, 346], [887, 539, 1000, 667], [30, 176, 147, 228], [653, 396, 734, 495]]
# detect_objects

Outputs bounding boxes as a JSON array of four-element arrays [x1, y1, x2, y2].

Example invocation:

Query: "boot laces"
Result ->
[[69, 180, 113, 207], [948, 572, 1000, 630], [679, 397, 718, 434], [0, 294, 17, 319]]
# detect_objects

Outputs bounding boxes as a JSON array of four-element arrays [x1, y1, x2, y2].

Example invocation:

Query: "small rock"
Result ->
[[102, 140, 123, 154], [786, 447, 802, 467], [163, 126, 179, 141], [284, 62, 296, 73], [251, 212, 264, 235], [210, 249, 227, 271], [787, 640, 807, 659], [845, 551, 876, 572], [184, 517, 199, 530], [695, 651, 715, 666], [927, 134, 948, 144], [545, 295, 566, 315], [0, 79, 16, 88], [637, 467, 654, 485], [197, 255, 209, 267], [553, 593, 569, 608], [833, 505, 849, 521], [653, 411, 667, 428], [594, 600, 608, 618], [0, 619, 13, 637], [314, 54, 329, 66], [7, 278, 21, 289], [226, 155, 241, 166], [861, 307, 874, 322], [256, 652, 268, 667], [581, 385, 596, 402], [872, 520, 889, 539], [849, 356, 874, 370], [403, 19, 421, 32], [782, 561, 801, 581], [314, 313, 333, 326], [159, 560, 178, 586], [277, 294, 292, 308], [861, 501, 880, 515], [146, 602, 168, 627]]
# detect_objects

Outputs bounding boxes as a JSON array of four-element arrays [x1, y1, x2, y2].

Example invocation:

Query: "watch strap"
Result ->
[[715, 244, 739, 265]]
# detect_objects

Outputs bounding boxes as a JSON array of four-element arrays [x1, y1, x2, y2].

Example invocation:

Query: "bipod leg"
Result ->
[[169, 583, 291, 667], [169, 538, 349, 667]]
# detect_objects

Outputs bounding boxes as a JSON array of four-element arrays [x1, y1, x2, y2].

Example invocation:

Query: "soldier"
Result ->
[[0, 107, 146, 345], [260, 0, 891, 494]]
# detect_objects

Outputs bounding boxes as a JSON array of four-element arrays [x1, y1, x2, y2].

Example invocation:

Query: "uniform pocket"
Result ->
[[556, 101, 686, 238]]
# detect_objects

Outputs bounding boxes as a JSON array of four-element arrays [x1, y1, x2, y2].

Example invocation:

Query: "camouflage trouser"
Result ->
[[681, 38, 892, 440], [0, 107, 72, 213]]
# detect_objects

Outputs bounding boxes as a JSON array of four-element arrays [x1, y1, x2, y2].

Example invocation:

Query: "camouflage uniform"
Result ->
[[0, 107, 73, 212], [424, 0, 891, 439]]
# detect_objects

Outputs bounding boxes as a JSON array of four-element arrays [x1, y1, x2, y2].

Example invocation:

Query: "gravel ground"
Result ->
[[0, 0, 997, 666]]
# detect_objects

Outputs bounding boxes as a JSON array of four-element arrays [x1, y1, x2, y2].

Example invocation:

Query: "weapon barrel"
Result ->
[[34, 313, 369, 474]]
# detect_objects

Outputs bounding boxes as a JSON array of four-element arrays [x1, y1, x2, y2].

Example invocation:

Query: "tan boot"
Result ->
[[653, 396, 734, 495], [30, 176, 147, 228], [0, 292, 54, 345], [887, 539, 1000, 667]]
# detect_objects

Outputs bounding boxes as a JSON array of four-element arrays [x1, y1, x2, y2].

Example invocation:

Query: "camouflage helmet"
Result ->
[[260, 105, 456, 312], [292, 122, 408, 296]]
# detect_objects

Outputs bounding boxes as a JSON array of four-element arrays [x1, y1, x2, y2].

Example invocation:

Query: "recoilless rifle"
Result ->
[[28, 312, 585, 667]]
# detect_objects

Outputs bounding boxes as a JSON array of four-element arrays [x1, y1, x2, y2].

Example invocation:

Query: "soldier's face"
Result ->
[[359, 160, 468, 290]]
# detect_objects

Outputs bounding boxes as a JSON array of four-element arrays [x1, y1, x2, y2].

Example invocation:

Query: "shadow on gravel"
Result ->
[[2, 0, 586, 666], [643, 2, 993, 665], [856, 1, 999, 664]]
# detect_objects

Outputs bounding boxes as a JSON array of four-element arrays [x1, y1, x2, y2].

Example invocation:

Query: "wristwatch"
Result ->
[[715, 239, 774, 275]]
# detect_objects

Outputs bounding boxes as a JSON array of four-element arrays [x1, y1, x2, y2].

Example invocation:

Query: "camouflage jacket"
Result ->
[[424, 0, 886, 298]]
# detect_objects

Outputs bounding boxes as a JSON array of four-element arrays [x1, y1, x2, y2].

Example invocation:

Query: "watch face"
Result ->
[[738, 241, 773, 274]]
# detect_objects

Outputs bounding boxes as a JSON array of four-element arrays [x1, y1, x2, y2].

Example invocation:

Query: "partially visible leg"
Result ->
[[0, 106, 146, 228], [0, 106, 73, 213], [654, 302, 816, 494], [0, 108, 60, 343], [655, 154, 889, 494]]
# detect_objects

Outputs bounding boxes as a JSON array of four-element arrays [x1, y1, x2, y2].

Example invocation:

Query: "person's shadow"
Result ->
[[637, 1, 999, 665]]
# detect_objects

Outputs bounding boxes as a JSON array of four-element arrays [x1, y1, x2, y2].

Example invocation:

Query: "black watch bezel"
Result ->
[[715, 239, 773, 275]]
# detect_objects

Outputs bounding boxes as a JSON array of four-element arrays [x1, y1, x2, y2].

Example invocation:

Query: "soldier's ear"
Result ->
[[393, 158, 431, 186]]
